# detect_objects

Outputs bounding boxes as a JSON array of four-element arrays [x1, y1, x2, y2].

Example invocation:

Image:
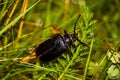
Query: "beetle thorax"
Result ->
[[64, 34, 76, 47]]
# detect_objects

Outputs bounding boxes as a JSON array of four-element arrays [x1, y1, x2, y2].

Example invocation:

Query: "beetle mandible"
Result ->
[[35, 15, 88, 62]]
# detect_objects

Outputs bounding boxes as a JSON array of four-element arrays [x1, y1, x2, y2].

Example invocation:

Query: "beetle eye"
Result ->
[[71, 34, 77, 41]]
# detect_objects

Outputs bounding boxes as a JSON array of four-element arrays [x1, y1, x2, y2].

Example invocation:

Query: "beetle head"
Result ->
[[63, 15, 80, 47]]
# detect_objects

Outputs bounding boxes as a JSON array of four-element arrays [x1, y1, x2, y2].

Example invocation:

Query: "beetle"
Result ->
[[35, 15, 88, 62]]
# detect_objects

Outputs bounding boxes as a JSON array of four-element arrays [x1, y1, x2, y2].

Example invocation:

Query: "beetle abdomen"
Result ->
[[36, 34, 68, 62]]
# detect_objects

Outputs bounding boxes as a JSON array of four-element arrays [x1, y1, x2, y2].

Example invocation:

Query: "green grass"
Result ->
[[0, 0, 120, 80]]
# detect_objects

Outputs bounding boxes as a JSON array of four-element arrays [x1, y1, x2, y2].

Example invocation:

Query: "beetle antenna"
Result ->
[[74, 15, 90, 48], [64, 30, 68, 35], [76, 38, 90, 48], [74, 15, 81, 35]]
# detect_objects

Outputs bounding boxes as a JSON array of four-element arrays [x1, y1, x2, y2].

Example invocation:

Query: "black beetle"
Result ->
[[35, 15, 88, 62]]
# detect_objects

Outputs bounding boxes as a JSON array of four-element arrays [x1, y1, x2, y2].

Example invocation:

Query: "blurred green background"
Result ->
[[0, 0, 120, 80]]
